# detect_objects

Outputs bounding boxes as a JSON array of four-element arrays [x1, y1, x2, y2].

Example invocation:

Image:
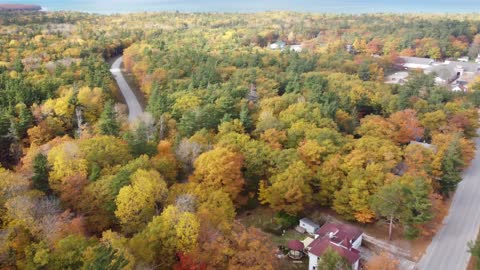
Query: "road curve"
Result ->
[[110, 56, 143, 122], [417, 130, 480, 270]]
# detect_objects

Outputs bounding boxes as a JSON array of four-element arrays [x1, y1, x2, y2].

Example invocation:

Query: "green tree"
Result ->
[[124, 122, 157, 157], [358, 62, 371, 81], [318, 247, 350, 270], [48, 235, 93, 270], [439, 136, 464, 196], [469, 238, 480, 270], [98, 100, 119, 136], [371, 181, 410, 240], [404, 178, 433, 239], [16, 105, 33, 137], [371, 178, 432, 240], [32, 153, 50, 193], [13, 57, 24, 73], [147, 83, 170, 120], [239, 103, 253, 132]]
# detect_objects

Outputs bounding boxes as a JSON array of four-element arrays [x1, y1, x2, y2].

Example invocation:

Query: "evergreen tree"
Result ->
[[177, 111, 198, 138], [32, 153, 50, 193], [125, 122, 157, 157], [13, 57, 24, 73], [147, 83, 169, 120], [17, 105, 33, 137], [439, 136, 464, 196], [98, 100, 120, 136], [358, 62, 370, 81], [0, 112, 12, 167], [371, 181, 409, 240], [239, 103, 253, 132], [404, 178, 433, 239]]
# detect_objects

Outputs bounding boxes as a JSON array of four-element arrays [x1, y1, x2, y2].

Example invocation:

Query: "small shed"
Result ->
[[270, 41, 286, 50], [299, 218, 320, 235]]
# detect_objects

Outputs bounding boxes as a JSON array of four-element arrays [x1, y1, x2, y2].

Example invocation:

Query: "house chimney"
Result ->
[[345, 238, 352, 251]]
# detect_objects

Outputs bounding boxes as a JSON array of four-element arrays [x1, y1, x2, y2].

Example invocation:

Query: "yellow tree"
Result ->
[[190, 147, 244, 201], [47, 141, 88, 192], [129, 205, 199, 268], [77, 86, 104, 123], [259, 161, 313, 215], [79, 135, 132, 169], [115, 169, 168, 233], [297, 139, 327, 170], [356, 115, 395, 141]]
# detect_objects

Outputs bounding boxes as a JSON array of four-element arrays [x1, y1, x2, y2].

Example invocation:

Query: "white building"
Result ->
[[399, 56, 434, 70], [290, 44, 303, 52], [299, 218, 320, 235], [269, 41, 286, 50]]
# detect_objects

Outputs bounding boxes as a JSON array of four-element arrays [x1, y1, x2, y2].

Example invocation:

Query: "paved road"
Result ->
[[110, 56, 143, 122], [417, 131, 480, 270]]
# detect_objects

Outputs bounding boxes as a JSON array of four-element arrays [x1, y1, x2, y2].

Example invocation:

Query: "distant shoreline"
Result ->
[[0, 3, 41, 12]]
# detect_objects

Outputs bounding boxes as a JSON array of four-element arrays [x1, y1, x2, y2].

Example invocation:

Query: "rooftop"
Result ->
[[308, 237, 360, 264], [315, 223, 363, 243], [399, 56, 435, 66], [300, 218, 320, 228], [425, 61, 480, 80], [409, 141, 438, 153]]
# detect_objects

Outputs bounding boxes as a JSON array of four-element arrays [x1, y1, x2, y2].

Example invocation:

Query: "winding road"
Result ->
[[110, 56, 143, 122], [417, 130, 480, 270]]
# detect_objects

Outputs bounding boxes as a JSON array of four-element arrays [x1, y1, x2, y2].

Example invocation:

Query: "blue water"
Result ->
[[2, 0, 480, 14]]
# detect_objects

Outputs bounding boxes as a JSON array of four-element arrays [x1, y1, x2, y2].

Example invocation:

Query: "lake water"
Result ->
[[2, 0, 480, 14]]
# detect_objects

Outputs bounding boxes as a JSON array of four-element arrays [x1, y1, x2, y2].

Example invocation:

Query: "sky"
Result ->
[[3, 0, 480, 14]]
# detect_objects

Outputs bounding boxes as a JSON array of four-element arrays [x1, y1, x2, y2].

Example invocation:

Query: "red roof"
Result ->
[[308, 237, 360, 264], [287, 239, 304, 251], [305, 223, 363, 264], [315, 223, 362, 244]]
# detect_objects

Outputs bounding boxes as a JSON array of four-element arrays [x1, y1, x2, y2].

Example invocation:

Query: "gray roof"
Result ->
[[300, 218, 320, 228], [400, 56, 435, 65], [409, 141, 438, 153], [425, 61, 480, 80]]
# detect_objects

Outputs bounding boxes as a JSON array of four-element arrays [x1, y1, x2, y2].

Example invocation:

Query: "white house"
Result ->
[[299, 218, 320, 235], [290, 44, 303, 52], [385, 71, 409, 85], [399, 56, 435, 70], [269, 41, 286, 50], [302, 223, 363, 270]]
